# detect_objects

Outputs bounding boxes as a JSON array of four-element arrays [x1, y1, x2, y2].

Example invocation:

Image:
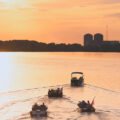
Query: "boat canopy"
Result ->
[[71, 72, 83, 75]]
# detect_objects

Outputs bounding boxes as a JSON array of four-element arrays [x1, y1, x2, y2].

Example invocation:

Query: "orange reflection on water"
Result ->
[[0, 52, 120, 93]]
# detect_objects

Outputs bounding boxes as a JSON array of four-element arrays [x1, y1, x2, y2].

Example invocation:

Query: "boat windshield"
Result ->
[[71, 72, 83, 79], [71, 72, 83, 74]]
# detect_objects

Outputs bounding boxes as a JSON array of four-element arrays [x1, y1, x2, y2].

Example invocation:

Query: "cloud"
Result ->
[[31, 0, 98, 11], [18, 7, 35, 11], [99, 0, 120, 4], [107, 13, 120, 18]]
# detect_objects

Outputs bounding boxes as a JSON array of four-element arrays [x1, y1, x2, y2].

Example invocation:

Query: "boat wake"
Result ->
[[85, 83, 120, 95], [0, 84, 120, 120]]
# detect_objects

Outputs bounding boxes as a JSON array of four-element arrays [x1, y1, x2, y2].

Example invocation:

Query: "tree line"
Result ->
[[0, 40, 120, 52]]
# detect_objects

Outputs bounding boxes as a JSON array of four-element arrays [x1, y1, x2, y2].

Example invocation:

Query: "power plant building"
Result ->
[[94, 33, 103, 43], [84, 33, 119, 47], [84, 34, 93, 47]]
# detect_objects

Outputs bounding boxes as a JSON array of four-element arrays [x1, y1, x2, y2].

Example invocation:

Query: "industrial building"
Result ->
[[84, 33, 119, 47]]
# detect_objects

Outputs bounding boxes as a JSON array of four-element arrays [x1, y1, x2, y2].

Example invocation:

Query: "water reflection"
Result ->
[[0, 52, 120, 93], [0, 53, 14, 92]]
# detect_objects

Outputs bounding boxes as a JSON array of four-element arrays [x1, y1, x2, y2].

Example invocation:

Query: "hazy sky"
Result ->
[[0, 0, 120, 44]]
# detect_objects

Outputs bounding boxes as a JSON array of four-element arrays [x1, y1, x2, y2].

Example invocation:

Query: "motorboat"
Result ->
[[77, 101, 95, 112], [30, 103, 48, 117], [71, 72, 84, 86], [48, 88, 63, 97]]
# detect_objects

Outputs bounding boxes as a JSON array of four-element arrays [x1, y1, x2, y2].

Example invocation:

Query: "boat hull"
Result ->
[[48, 93, 63, 98], [81, 108, 95, 112], [30, 110, 47, 118], [71, 80, 84, 86]]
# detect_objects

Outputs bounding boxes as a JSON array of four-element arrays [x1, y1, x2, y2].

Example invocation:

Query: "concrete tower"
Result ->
[[84, 33, 93, 47], [94, 33, 103, 43]]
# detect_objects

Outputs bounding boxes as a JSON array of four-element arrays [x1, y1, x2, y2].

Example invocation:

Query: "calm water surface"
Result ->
[[0, 52, 120, 120], [0, 52, 120, 92]]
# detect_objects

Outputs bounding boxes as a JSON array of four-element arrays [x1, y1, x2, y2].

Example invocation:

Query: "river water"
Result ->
[[0, 52, 120, 120]]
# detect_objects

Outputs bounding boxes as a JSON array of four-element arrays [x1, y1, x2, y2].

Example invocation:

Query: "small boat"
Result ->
[[77, 101, 95, 112], [80, 107, 95, 112], [71, 72, 84, 86], [30, 103, 48, 118], [48, 88, 63, 98]]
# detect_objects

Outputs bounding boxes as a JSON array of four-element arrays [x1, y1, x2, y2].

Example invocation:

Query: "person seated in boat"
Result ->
[[56, 88, 59, 95], [32, 103, 38, 111], [49, 89, 54, 94], [87, 100, 90, 106], [58, 88, 62, 94], [48, 89, 50, 94], [57, 88, 60, 92], [39, 103, 48, 111], [79, 77, 82, 80], [78, 100, 86, 108], [61, 87, 63, 92], [82, 100, 87, 108], [72, 77, 77, 81]]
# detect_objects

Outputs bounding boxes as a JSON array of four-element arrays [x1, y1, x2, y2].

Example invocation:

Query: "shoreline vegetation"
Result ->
[[0, 40, 120, 52]]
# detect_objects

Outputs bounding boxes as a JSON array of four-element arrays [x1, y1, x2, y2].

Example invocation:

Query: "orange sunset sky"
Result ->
[[0, 0, 120, 44]]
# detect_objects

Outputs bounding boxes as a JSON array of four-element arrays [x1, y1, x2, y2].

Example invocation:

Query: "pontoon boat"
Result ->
[[71, 72, 84, 86]]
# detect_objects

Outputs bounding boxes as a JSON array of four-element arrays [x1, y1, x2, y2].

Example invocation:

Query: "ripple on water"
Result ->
[[0, 84, 120, 120]]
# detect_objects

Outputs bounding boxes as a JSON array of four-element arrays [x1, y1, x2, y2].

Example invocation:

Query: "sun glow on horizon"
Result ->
[[0, 0, 24, 8], [0, 0, 20, 4], [0, 0, 120, 42]]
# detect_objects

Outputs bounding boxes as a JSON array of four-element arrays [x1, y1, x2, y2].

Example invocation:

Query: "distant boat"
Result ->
[[77, 101, 95, 112], [30, 103, 48, 118], [48, 88, 63, 98], [71, 72, 84, 86]]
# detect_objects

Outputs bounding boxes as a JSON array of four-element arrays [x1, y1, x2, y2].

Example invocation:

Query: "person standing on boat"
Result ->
[[87, 100, 90, 106]]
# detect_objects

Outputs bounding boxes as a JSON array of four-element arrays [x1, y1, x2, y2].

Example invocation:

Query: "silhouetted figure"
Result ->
[[87, 100, 90, 106], [78, 100, 95, 112], [30, 103, 48, 117], [48, 88, 63, 97]]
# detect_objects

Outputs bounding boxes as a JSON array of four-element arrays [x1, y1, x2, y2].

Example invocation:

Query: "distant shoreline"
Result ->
[[0, 51, 120, 53], [0, 40, 120, 52]]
